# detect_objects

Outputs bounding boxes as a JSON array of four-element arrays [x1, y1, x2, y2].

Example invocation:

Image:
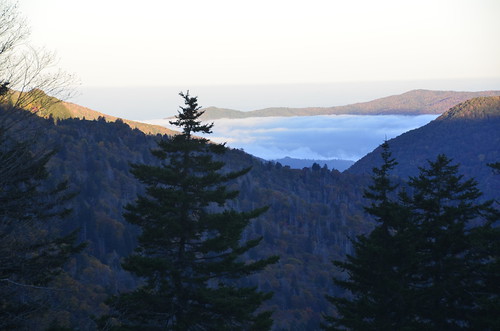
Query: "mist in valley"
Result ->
[[145, 114, 439, 162]]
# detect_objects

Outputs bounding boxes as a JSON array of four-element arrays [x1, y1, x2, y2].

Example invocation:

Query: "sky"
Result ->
[[17, 1, 500, 85]]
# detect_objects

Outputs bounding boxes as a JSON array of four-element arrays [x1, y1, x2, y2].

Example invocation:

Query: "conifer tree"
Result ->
[[0, 104, 83, 329], [108, 91, 278, 330], [324, 148, 499, 330], [400, 155, 499, 329], [473, 161, 500, 330], [323, 142, 417, 330]]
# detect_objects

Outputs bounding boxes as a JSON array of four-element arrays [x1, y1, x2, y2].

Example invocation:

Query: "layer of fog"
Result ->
[[144, 114, 439, 161]]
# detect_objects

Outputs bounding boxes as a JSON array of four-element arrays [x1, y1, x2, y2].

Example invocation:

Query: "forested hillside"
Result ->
[[1, 105, 370, 329], [347, 96, 500, 199]]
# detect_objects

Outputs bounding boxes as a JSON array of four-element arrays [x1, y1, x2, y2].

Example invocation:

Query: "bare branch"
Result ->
[[0, 0, 29, 56], [0, 1, 79, 109]]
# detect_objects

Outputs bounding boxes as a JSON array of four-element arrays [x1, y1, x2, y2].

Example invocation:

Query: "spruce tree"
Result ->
[[108, 91, 278, 330], [400, 154, 499, 329], [324, 150, 499, 330], [323, 142, 417, 330]]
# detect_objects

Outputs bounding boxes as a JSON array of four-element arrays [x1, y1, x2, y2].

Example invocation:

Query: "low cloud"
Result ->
[[144, 115, 438, 161]]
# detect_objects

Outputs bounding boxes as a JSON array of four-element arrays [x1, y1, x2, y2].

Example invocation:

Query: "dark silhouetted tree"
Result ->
[[323, 142, 417, 330], [107, 91, 279, 330], [400, 155, 499, 329], [0, 104, 84, 329], [324, 148, 500, 330]]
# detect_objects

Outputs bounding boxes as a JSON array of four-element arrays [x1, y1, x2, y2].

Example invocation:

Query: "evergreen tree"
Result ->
[[324, 148, 499, 330], [401, 155, 499, 329], [323, 142, 417, 330], [0, 104, 83, 329], [108, 91, 279, 330]]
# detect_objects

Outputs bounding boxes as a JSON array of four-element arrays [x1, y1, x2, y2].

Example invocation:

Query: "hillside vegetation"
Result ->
[[0, 106, 370, 329]]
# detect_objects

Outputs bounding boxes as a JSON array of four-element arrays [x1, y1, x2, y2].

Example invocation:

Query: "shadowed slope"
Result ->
[[347, 96, 500, 199]]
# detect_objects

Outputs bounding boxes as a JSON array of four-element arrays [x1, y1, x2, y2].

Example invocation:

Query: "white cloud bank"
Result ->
[[144, 114, 438, 161]]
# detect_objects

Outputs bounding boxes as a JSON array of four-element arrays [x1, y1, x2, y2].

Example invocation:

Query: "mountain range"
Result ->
[[197, 89, 500, 120], [1, 90, 499, 330]]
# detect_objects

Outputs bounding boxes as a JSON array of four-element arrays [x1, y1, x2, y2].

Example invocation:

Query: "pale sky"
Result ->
[[16, 0, 500, 88]]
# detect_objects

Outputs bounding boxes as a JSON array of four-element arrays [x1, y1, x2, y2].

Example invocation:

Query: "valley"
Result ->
[[2, 0, 499, 328], [0, 90, 499, 329]]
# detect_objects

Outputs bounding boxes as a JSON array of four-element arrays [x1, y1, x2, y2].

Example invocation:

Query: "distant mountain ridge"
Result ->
[[198, 90, 500, 120]]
